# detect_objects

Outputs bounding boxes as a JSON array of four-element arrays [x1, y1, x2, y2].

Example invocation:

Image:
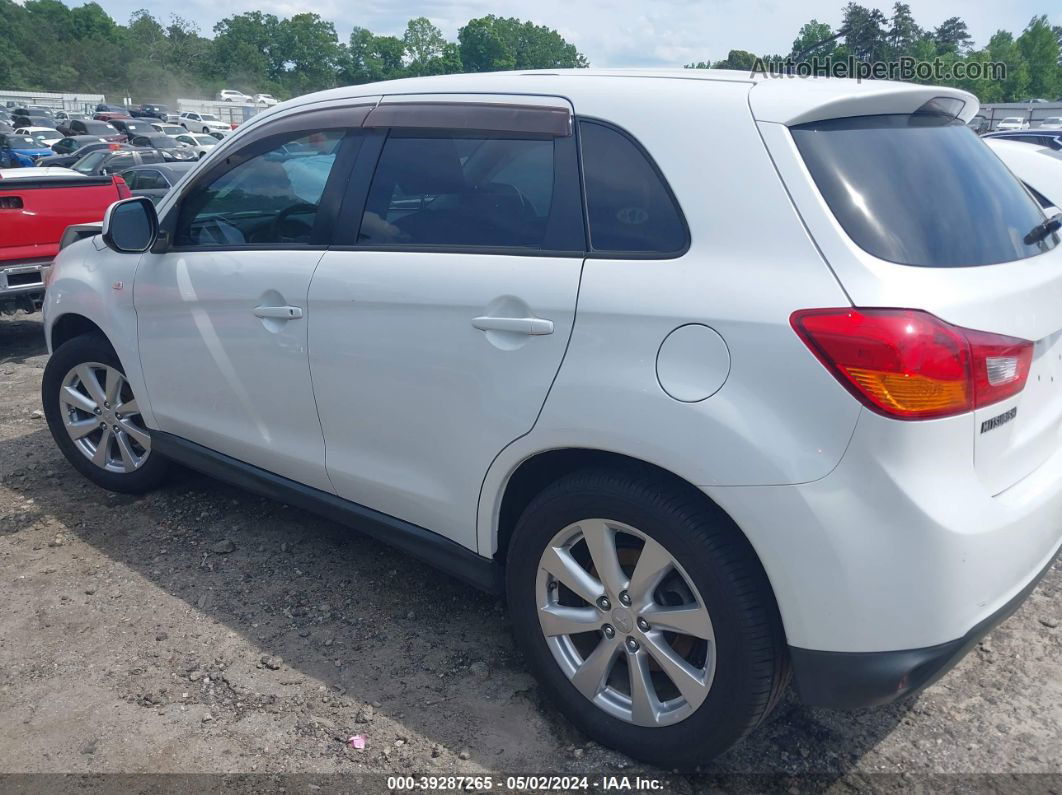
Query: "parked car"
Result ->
[[206, 129, 232, 141], [15, 126, 63, 147], [55, 111, 88, 123], [62, 118, 124, 142], [38, 72, 1062, 769], [150, 123, 186, 137], [984, 138, 1062, 209], [217, 89, 251, 103], [69, 147, 173, 176], [130, 103, 169, 120], [254, 93, 278, 106], [128, 133, 197, 160], [12, 114, 56, 130], [0, 121, 13, 134], [0, 166, 130, 314], [983, 129, 1062, 151], [36, 142, 131, 169], [173, 132, 217, 159], [48, 134, 114, 156], [0, 132, 55, 166], [25, 104, 55, 118], [179, 111, 231, 134], [94, 106, 131, 122], [1040, 117, 1062, 130], [118, 161, 195, 203], [996, 117, 1029, 131], [108, 118, 157, 141]]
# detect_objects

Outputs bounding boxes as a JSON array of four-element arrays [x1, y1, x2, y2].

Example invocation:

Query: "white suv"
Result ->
[[217, 89, 251, 103], [178, 111, 230, 135], [40, 71, 1062, 768]]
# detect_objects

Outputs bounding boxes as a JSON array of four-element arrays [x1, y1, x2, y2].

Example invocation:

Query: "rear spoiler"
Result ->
[[749, 79, 978, 126], [60, 222, 103, 251]]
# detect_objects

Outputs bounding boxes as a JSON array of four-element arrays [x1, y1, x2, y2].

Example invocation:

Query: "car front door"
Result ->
[[307, 96, 585, 548], [134, 103, 376, 490]]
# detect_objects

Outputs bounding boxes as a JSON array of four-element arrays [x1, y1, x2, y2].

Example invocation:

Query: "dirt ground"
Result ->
[[1, 312, 1060, 793]]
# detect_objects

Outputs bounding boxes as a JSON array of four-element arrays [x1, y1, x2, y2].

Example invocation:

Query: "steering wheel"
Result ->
[[269, 202, 318, 242]]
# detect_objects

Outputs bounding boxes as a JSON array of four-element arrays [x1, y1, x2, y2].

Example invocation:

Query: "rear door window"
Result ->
[[791, 113, 1058, 267], [578, 120, 688, 256], [359, 131, 581, 251]]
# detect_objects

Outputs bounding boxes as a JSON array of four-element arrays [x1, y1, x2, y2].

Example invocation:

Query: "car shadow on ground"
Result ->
[[0, 313, 46, 365], [1, 418, 911, 781]]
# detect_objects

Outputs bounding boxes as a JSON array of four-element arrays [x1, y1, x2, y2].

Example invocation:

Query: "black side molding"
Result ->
[[151, 432, 503, 594], [789, 548, 1059, 709]]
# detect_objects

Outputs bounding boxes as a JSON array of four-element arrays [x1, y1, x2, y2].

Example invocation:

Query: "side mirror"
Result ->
[[102, 197, 158, 253]]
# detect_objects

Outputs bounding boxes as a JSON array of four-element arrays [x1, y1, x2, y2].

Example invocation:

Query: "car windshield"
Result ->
[[32, 131, 61, 142], [200, 114, 220, 121], [152, 136, 179, 147], [7, 135, 39, 148], [193, 135, 215, 145], [72, 150, 108, 172], [792, 112, 1058, 267]]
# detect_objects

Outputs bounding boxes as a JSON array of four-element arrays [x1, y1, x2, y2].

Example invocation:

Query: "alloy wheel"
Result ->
[[535, 519, 716, 727], [59, 362, 151, 473]]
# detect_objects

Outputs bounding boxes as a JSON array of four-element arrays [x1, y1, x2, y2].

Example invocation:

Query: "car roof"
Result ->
[[255, 69, 979, 127], [17, 126, 58, 133]]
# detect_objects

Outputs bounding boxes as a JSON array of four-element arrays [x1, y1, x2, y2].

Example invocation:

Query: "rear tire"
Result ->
[[506, 467, 788, 769], [42, 333, 168, 494]]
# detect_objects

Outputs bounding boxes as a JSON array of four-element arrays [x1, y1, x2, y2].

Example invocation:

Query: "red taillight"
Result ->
[[791, 308, 1033, 420], [114, 176, 131, 199]]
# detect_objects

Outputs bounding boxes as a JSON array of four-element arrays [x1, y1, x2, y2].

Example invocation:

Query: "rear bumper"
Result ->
[[789, 549, 1058, 708]]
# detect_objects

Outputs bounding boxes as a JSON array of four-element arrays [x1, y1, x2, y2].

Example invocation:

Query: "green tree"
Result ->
[[711, 50, 759, 70], [403, 17, 447, 75], [841, 3, 889, 61], [987, 30, 1031, 102], [1017, 16, 1061, 100], [458, 15, 587, 72], [933, 17, 973, 55], [790, 20, 836, 59], [886, 3, 922, 57]]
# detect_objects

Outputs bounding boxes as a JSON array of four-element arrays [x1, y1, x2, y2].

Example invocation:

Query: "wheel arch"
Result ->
[[491, 448, 782, 627], [49, 312, 108, 353]]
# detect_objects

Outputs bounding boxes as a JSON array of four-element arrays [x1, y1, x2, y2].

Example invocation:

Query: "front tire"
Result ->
[[506, 468, 788, 769], [42, 334, 168, 494]]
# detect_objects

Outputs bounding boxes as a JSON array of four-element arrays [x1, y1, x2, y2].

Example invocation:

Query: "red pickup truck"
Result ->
[[0, 168, 129, 315]]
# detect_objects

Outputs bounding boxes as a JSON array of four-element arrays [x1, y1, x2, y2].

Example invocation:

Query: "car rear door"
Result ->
[[134, 101, 378, 491], [307, 95, 585, 549]]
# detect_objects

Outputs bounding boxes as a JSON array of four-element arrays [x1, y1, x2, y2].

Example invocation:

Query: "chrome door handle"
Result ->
[[472, 316, 554, 335], [253, 305, 303, 320]]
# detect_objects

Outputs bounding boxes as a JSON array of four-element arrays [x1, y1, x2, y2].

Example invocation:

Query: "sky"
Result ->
[[67, 0, 1062, 67]]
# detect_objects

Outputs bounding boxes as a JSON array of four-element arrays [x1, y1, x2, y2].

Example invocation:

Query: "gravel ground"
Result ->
[[1, 312, 1060, 792]]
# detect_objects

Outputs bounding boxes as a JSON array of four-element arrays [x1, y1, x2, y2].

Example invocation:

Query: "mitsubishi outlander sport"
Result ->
[[40, 70, 1062, 768]]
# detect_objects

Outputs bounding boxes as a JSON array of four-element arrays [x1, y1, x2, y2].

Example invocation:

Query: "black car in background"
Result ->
[[982, 129, 1062, 151], [60, 118, 123, 142], [109, 118, 157, 141], [128, 133, 196, 160], [70, 147, 178, 176], [11, 114, 56, 130], [130, 103, 169, 120], [36, 141, 132, 168], [118, 161, 195, 202], [49, 135, 115, 155]]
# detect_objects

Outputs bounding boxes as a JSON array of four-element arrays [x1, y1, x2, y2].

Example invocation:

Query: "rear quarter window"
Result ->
[[578, 120, 688, 256], [792, 114, 1058, 267]]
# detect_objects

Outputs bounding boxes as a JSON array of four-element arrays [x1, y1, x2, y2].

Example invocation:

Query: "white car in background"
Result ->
[[178, 112, 230, 135], [173, 132, 217, 159], [985, 137, 1062, 209], [1040, 117, 1062, 130], [997, 117, 1030, 131], [15, 126, 63, 146], [254, 93, 279, 106], [217, 89, 251, 103], [151, 123, 186, 137], [38, 71, 1062, 769]]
